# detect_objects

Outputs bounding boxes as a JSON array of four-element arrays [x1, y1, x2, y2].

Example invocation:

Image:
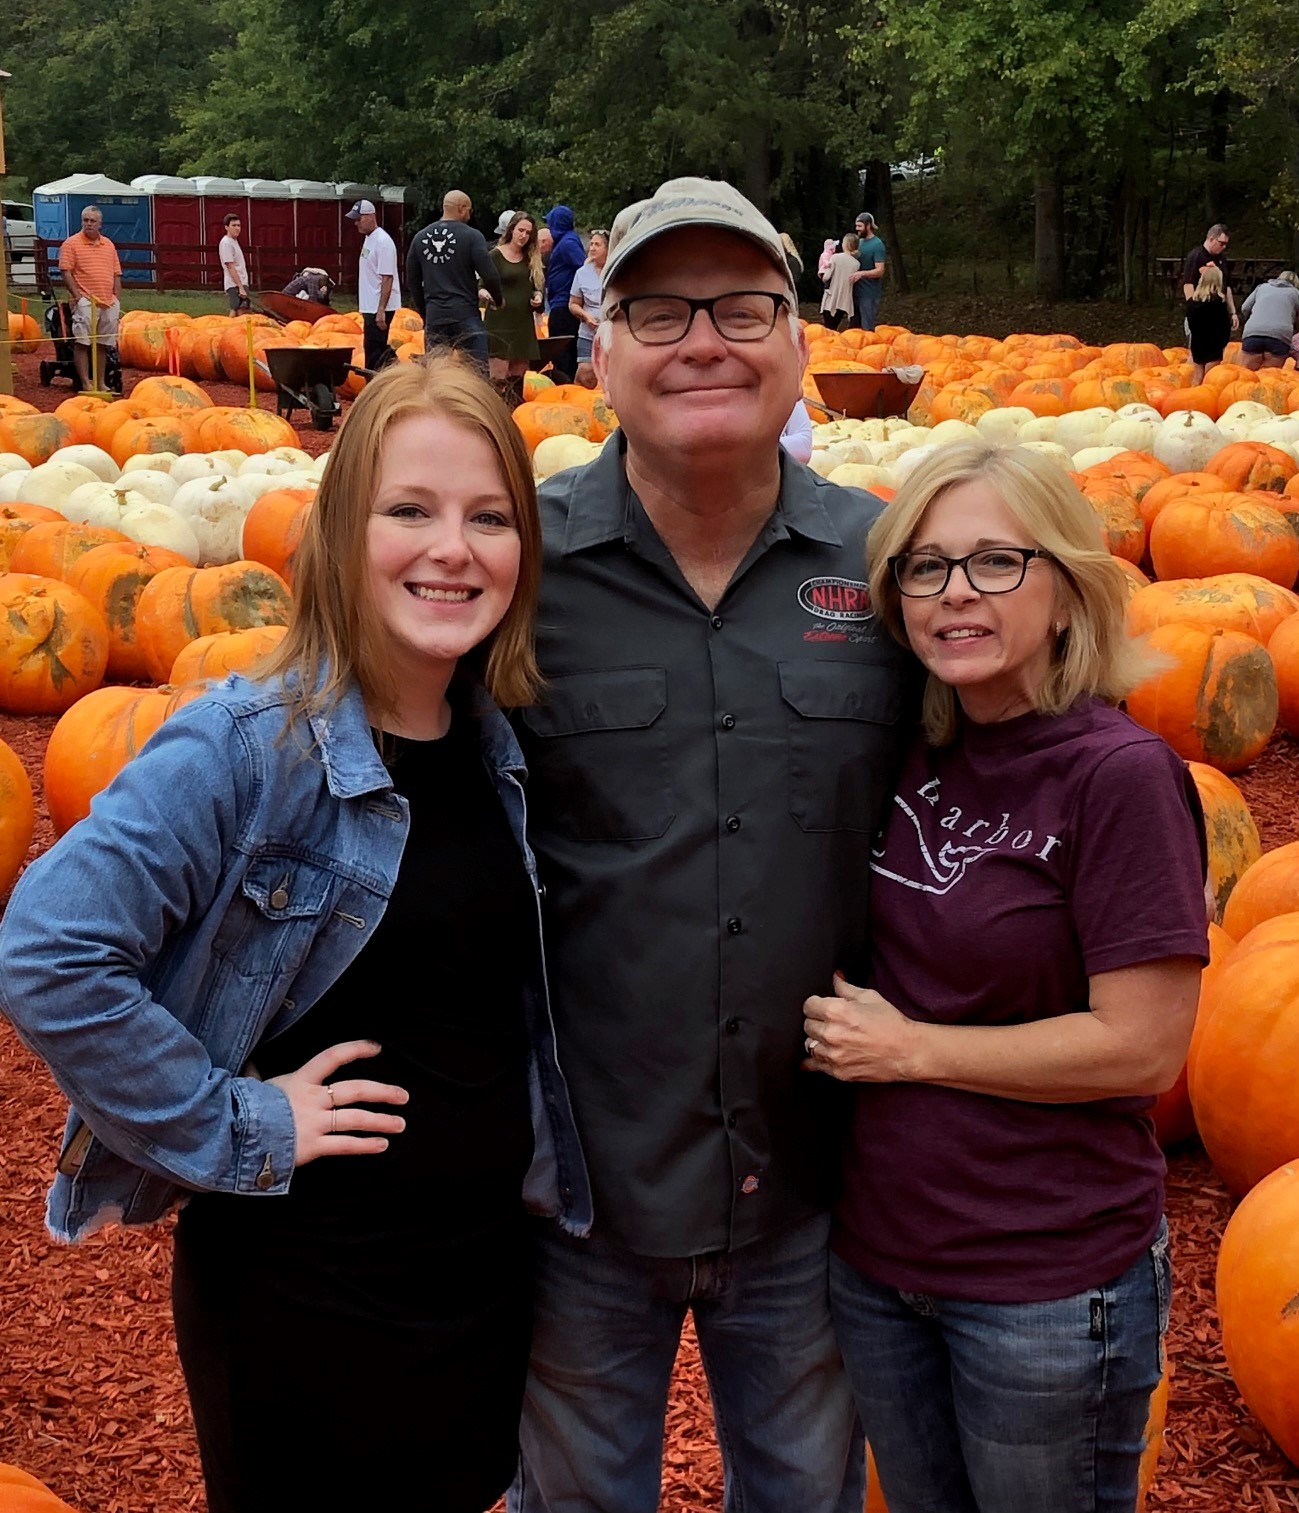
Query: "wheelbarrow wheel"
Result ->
[[39, 362, 54, 386], [309, 380, 339, 430]]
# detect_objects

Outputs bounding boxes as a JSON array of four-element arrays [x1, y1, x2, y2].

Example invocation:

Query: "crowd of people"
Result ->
[[1181, 222, 1299, 381], [2, 172, 1215, 1513]]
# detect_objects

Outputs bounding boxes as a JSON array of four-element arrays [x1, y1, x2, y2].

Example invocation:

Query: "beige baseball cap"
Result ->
[[602, 176, 797, 296]]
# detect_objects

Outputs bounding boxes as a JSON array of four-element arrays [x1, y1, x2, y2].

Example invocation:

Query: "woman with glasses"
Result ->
[[803, 441, 1207, 1513], [568, 229, 609, 381]]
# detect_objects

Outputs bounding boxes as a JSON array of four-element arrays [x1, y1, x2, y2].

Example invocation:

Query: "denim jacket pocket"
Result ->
[[210, 853, 338, 979]]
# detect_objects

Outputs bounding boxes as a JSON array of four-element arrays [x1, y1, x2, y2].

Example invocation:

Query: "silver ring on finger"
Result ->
[[805, 1036, 820, 1055], [331, 1106, 337, 1135]]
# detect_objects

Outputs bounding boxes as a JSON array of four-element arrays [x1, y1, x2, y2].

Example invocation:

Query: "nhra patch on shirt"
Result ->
[[797, 576, 873, 622]]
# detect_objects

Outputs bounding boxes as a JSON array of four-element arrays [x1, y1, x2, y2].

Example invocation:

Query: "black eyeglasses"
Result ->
[[606, 291, 790, 345], [890, 548, 1052, 598]]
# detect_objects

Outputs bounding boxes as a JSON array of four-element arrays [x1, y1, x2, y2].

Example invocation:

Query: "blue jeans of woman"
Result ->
[[830, 1219, 1170, 1513]]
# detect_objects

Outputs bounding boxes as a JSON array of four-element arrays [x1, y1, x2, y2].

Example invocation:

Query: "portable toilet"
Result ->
[[334, 184, 383, 292], [380, 185, 409, 260], [192, 178, 249, 289], [240, 180, 295, 287], [284, 180, 343, 289], [131, 175, 202, 288], [34, 172, 153, 284]]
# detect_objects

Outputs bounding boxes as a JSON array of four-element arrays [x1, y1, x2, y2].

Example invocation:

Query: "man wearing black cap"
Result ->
[[346, 199, 400, 372], [509, 175, 913, 1513]]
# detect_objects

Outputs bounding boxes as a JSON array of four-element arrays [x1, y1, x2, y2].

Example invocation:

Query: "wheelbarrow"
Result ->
[[256, 346, 375, 430], [809, 366, 925, 421], [253, 289, 336, 328], [530, 334, 578, 372]]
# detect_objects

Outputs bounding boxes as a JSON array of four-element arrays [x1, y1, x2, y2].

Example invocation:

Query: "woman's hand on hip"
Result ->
[[803, 975, 921, 1082], [268, 1040, 409, 1165]]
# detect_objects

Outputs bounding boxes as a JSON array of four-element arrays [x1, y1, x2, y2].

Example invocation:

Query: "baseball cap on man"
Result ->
[[495, 209, 517, 237], [345, 200, 377, 219], [602, 176, 796, 297]]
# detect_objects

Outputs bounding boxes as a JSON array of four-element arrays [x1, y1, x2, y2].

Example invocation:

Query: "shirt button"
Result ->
[[726, 1017, 740, 1034], [710, 615, 724, 630], [725, 815, 741, 832], [727, 1113, 738, 1129], [726, 917, 742, 935], [269, 887, 289, 909], [740, 1174, 760, 1194], [720, 713, 736, 730]]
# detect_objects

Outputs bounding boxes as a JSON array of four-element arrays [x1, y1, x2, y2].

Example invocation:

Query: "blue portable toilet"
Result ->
[[34, 173, 154, 284]]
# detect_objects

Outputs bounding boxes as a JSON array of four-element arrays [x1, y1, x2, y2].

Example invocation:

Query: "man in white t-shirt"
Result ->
[[218, 214, 250, 312], [347, 199, 401, 371]]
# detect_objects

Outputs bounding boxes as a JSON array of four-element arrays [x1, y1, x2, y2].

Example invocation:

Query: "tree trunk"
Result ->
[[741, 121, 772, 214], [866, 159, 910, 295], [1033, 163, 1065, 301], [1205, 90, 1229, 225]]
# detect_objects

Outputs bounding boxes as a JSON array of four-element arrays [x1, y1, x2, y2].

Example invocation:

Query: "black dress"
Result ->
[[172, 713, 537, 1513], [1185, 295, 1231, 366]]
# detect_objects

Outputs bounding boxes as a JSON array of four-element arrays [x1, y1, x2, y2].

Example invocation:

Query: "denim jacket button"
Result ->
[[255, 1155, 275, 1190], [269, 887, 289, 909]]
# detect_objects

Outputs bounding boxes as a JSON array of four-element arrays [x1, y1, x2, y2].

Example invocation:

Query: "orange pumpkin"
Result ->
[[135, 561, 294, 682], [67, 542, 194, 682], [0, 573, 109, 713], [1269, 612, 1299, 737], [0, 736, 36, 898], [42, 682, 201, 835], [1080, 482, 1145, 563], [6, 311, 42, 356], [0, 414, 73, 466], [1124, 624, 1277, 773], [1157, 384, 1220, 419], [169, 624, 288, 684], [1139, 471, 1226, 533], [109, 414, 199, 468], [1222, 841, 1299, 940], [1149, 493, 1299, 587], [0, 1461, 82, 1513], [128, 375, 215, 415], [217, 325, 301, 389], [199, 408, 299, 455], [91, 398, 156, 453], [1203, 440, 1298, 494], [512, 401, 593, 456], [9, 522, 133, 581], [53, 394, 112, 446], [240, 487, 314, 584], [177, 324, 230, 385], [1190, 763, 1262, 923], [0, 505, 68, 570], [1006, 378, 1072, 417], [1126, 574, 1299, 646], [1081, 451, 1171, 502], [1152, 919, 1234, 1147], [1216, 1161, 1299, 1461]]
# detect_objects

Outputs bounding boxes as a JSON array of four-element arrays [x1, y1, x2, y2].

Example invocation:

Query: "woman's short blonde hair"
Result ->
[[260, 356, 542, 726], [865, 441, 1155, 744], [1278, 269, 1299, 291], [1192, 265, 1224, 300]]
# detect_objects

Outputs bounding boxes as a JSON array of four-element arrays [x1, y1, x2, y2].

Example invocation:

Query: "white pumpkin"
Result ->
[[121, 451, 180, 475], [848, 419, 896, 443], [63, 481, 154, 528], [54, 444, 120, 483], [169, 453, 237, 488], [533, 434, 601, 481], [264, 445, 313, 469], [13, 459, 102, 512], [237, 454, 300, 479], [926, 419, 981, 448], [1071, 445, 1128, 472], [1250, 416, 1299, 450], [829, 439, 877, 468], [169, 476, 254, 565], [892, 443, 944, 483], [1216, 400, 1277, 442], [1055, 407, 1117, 457], [1115, 403, 1164, 424], [0, 452, 33, 478], [1016, 440, 1073, 471], [827, 463, 897, 493], [117, 502, 201, 564], [309, 452, 331, 479], [975, 406, 1036, 445], [1100, 416, 1158, 454], [0, 472, 31, 503], [808, 452, 839, 479], [1017, 416, 1060, 444], [110, 468, 177, 509], [1153, 410, 1226, 473], [238, 471, 319, 505]]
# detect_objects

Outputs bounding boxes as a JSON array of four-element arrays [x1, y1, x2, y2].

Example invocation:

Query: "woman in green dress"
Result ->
[[484, 212, 543, 407]]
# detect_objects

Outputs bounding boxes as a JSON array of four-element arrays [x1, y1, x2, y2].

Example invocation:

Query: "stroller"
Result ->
[[37, 299, 122, 394]]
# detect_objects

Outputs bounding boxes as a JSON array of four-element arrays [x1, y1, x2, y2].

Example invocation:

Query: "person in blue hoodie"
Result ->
[[543, 205, 587, 382]]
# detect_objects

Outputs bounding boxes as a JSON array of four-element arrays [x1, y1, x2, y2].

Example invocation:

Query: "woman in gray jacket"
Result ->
[[1240, 270, 1299, 369]]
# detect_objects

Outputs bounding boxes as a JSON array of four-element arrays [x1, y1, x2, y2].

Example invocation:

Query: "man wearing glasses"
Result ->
[[510, 178, 914, 1513]]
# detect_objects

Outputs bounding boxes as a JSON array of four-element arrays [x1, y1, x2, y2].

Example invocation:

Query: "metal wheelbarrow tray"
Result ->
[[257, 346, 374, 431], [253, 290, 336, 327], [811, 367, 925, 421]]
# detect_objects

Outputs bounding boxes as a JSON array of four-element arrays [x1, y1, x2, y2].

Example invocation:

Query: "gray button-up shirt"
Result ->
[[518, 438, 916, 1257]]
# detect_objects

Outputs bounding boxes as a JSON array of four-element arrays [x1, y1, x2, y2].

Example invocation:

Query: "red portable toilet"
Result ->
[[240, 180, 295, 289], [380, 186, 409, 265], [193, 178, 250, 290], [284, 180, 344, 293], [132, 176, 202, 289], [334, 184, 383, 292]]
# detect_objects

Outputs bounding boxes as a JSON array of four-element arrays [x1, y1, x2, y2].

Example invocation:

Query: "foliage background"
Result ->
[[2, 0, 1297, 300]]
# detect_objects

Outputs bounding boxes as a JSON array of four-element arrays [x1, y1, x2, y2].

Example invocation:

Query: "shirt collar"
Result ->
[[559, 431, 843, 555]]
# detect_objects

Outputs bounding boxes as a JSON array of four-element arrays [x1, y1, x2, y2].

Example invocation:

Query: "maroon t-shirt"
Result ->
[[833, 698, 1208, 1302]]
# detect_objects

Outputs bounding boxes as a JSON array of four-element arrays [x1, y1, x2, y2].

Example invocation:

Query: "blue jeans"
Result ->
[[510, 1212, 864, 1513], [424, 312, 489, 368], [853, 282, 881, 331], [830, 1220, 1171, 1513]]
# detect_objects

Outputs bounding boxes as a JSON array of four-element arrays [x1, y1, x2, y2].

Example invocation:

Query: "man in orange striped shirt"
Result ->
[[58, 206, 122, 389]]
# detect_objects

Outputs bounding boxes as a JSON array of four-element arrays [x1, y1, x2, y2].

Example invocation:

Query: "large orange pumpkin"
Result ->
[[135, 561, 294, 682], [1190, 763, 1262, 923], [1152, 920, 1234, 1147], [0, 736, 36, 898], [6, 311, 41, 356], [9, 522, 133, 582], [1124, 624, 1277, 772], [1216, 1161, 1299, 1463], [170, 624, 288, 685], [42, 683, 201, 835], [0, 573, 109, 713], [0, 1461, 82, 1513], [1081, 451, 1171, 502], [512, 401, 592, 456], [128, 375, 215, 415], [1149, 493, 1299, 587], [1126, 573, 1299, 646], [67, 542, 194, 683], [0, 414, 73, 466], [1221, 841, 1299, 940], [1079, 481, 1145, 563], [1204, 441, 1298, 494], [1140, 472, 1225, 534], [199, 408, 299, 455], [1269, 612, 1299, 737], [53, 394, 112, 446], [109, 415, 199, 468], [0, 505, 67, 570], [240, 487, 314, 584]]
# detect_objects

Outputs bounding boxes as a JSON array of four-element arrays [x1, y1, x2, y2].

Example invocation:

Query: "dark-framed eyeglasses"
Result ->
[[890, 547, 1052, 598], [606, 291, 791, 345]]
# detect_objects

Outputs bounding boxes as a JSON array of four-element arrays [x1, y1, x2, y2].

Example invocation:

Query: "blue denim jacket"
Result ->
[[0, 673, 592, 1244]]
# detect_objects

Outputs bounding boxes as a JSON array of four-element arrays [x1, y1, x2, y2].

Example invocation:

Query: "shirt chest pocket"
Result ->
[[210, 855, 339, 980], [780, 660, 901, 833], [520, 668, 675, 842]]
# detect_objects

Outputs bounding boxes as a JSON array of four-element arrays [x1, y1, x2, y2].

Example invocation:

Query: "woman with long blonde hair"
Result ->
[[485, 210, 544, 406], [1185, 263, 1231, 382]]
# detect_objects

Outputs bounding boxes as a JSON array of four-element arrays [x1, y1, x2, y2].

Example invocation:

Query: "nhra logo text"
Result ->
[[797, 576, 873, 622]]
